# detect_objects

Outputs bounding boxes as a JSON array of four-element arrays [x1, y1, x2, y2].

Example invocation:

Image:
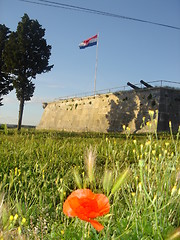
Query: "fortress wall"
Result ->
[[37, 88, 166, 133], [37, 93, 114, 132], [158, 88, 180, 132]]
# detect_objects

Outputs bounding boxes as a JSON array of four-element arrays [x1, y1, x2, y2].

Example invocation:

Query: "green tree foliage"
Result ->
[[3, 14, 53, 129], [0, 24, 13, 106]]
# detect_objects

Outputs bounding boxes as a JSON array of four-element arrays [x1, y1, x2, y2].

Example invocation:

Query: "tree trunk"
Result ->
[[17, 97, 24, 131]]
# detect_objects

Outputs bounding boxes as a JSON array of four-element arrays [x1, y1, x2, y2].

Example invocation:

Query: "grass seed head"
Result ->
[[111, 168, 130, 195], [103, 170, 113, 196], [73, 169, 82, 189], [85, 147, 96, 183]]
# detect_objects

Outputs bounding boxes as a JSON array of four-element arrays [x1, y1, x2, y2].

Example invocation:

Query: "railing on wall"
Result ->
[[55, 80, 180, 101]]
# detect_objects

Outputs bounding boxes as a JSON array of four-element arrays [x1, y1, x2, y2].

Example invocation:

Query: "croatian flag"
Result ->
[[79, 34, 98, 49]]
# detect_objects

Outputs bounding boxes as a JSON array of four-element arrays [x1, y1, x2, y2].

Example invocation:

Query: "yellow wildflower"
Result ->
[[138, 182, 142, 192], [9, 215, 14, 221], [145, 141, 151, 146], [131, 192, 136, 197], [15, 167, 18, 176], [171, 186, 177, 196], [21, 218, 26, 224], [153, 194, 157, 203], [146, 121, 150, 126], [126, 126, 130, 131], [14, 214, 18, 221], [152, 150, 156, 155], [55, 179, 58, 185], [148, 110, 154, 116], [18, 226, 21, 235]]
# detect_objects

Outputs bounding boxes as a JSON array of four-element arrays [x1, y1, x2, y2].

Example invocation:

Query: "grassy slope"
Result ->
[[0, 129, 179, 239]]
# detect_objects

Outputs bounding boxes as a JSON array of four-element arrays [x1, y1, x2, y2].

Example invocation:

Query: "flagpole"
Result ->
[[94, 33, 99, 95]]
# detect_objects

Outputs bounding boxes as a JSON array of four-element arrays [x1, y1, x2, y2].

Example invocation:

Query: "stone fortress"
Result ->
[[37, 80, 180, 133]]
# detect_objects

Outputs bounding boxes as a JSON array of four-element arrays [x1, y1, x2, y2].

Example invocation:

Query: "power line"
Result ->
[[19, 0, 180, 30]]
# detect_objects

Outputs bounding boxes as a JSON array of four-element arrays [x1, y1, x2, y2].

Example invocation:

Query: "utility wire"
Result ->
[[19, 0, 180, 30]]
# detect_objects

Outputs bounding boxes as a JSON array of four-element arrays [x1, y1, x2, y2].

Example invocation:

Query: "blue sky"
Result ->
[[0, 0, 180, 126]]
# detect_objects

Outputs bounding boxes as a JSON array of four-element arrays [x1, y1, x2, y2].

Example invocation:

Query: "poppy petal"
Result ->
[[96, 194, 110, 216], [63, 197, 77, 217], [69, 189, 94, 199], [68, 196, 81, 211], [68, 196, 88, 220], [90, 219, 104, 231], [79, 198, 98, 217], [88, 211, 99, 218], [69, 197, 99, 219]]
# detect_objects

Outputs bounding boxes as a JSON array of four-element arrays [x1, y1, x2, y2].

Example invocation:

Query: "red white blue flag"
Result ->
[[79, 34, 98, 49]]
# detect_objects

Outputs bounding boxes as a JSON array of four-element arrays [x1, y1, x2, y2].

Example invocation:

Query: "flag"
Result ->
[[79, 34, 98, 49]]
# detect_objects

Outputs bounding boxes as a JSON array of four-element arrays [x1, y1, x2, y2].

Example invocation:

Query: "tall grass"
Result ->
[[0, 128, 179, 239]]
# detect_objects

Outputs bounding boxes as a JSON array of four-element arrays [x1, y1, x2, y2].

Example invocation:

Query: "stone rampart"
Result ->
[[37, 87, 180, 133]]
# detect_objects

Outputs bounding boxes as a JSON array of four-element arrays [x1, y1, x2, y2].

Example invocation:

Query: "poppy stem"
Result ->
[[81, 221, 89, 239]]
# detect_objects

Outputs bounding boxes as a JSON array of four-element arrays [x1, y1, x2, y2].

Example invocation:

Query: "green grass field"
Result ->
[[0, 126, 179, 239]]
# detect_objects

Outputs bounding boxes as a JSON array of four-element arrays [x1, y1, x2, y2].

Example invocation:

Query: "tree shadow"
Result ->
[[106, 90, 158, 133], [106, 90, 136, 132]]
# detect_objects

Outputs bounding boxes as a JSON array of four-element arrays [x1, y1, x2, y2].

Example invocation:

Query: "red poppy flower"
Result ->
[[63, 189, 110, 231]]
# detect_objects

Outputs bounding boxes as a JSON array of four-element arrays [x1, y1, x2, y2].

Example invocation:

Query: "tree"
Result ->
[[3, 14, 53, 130], [0, 24, 13, 106]]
